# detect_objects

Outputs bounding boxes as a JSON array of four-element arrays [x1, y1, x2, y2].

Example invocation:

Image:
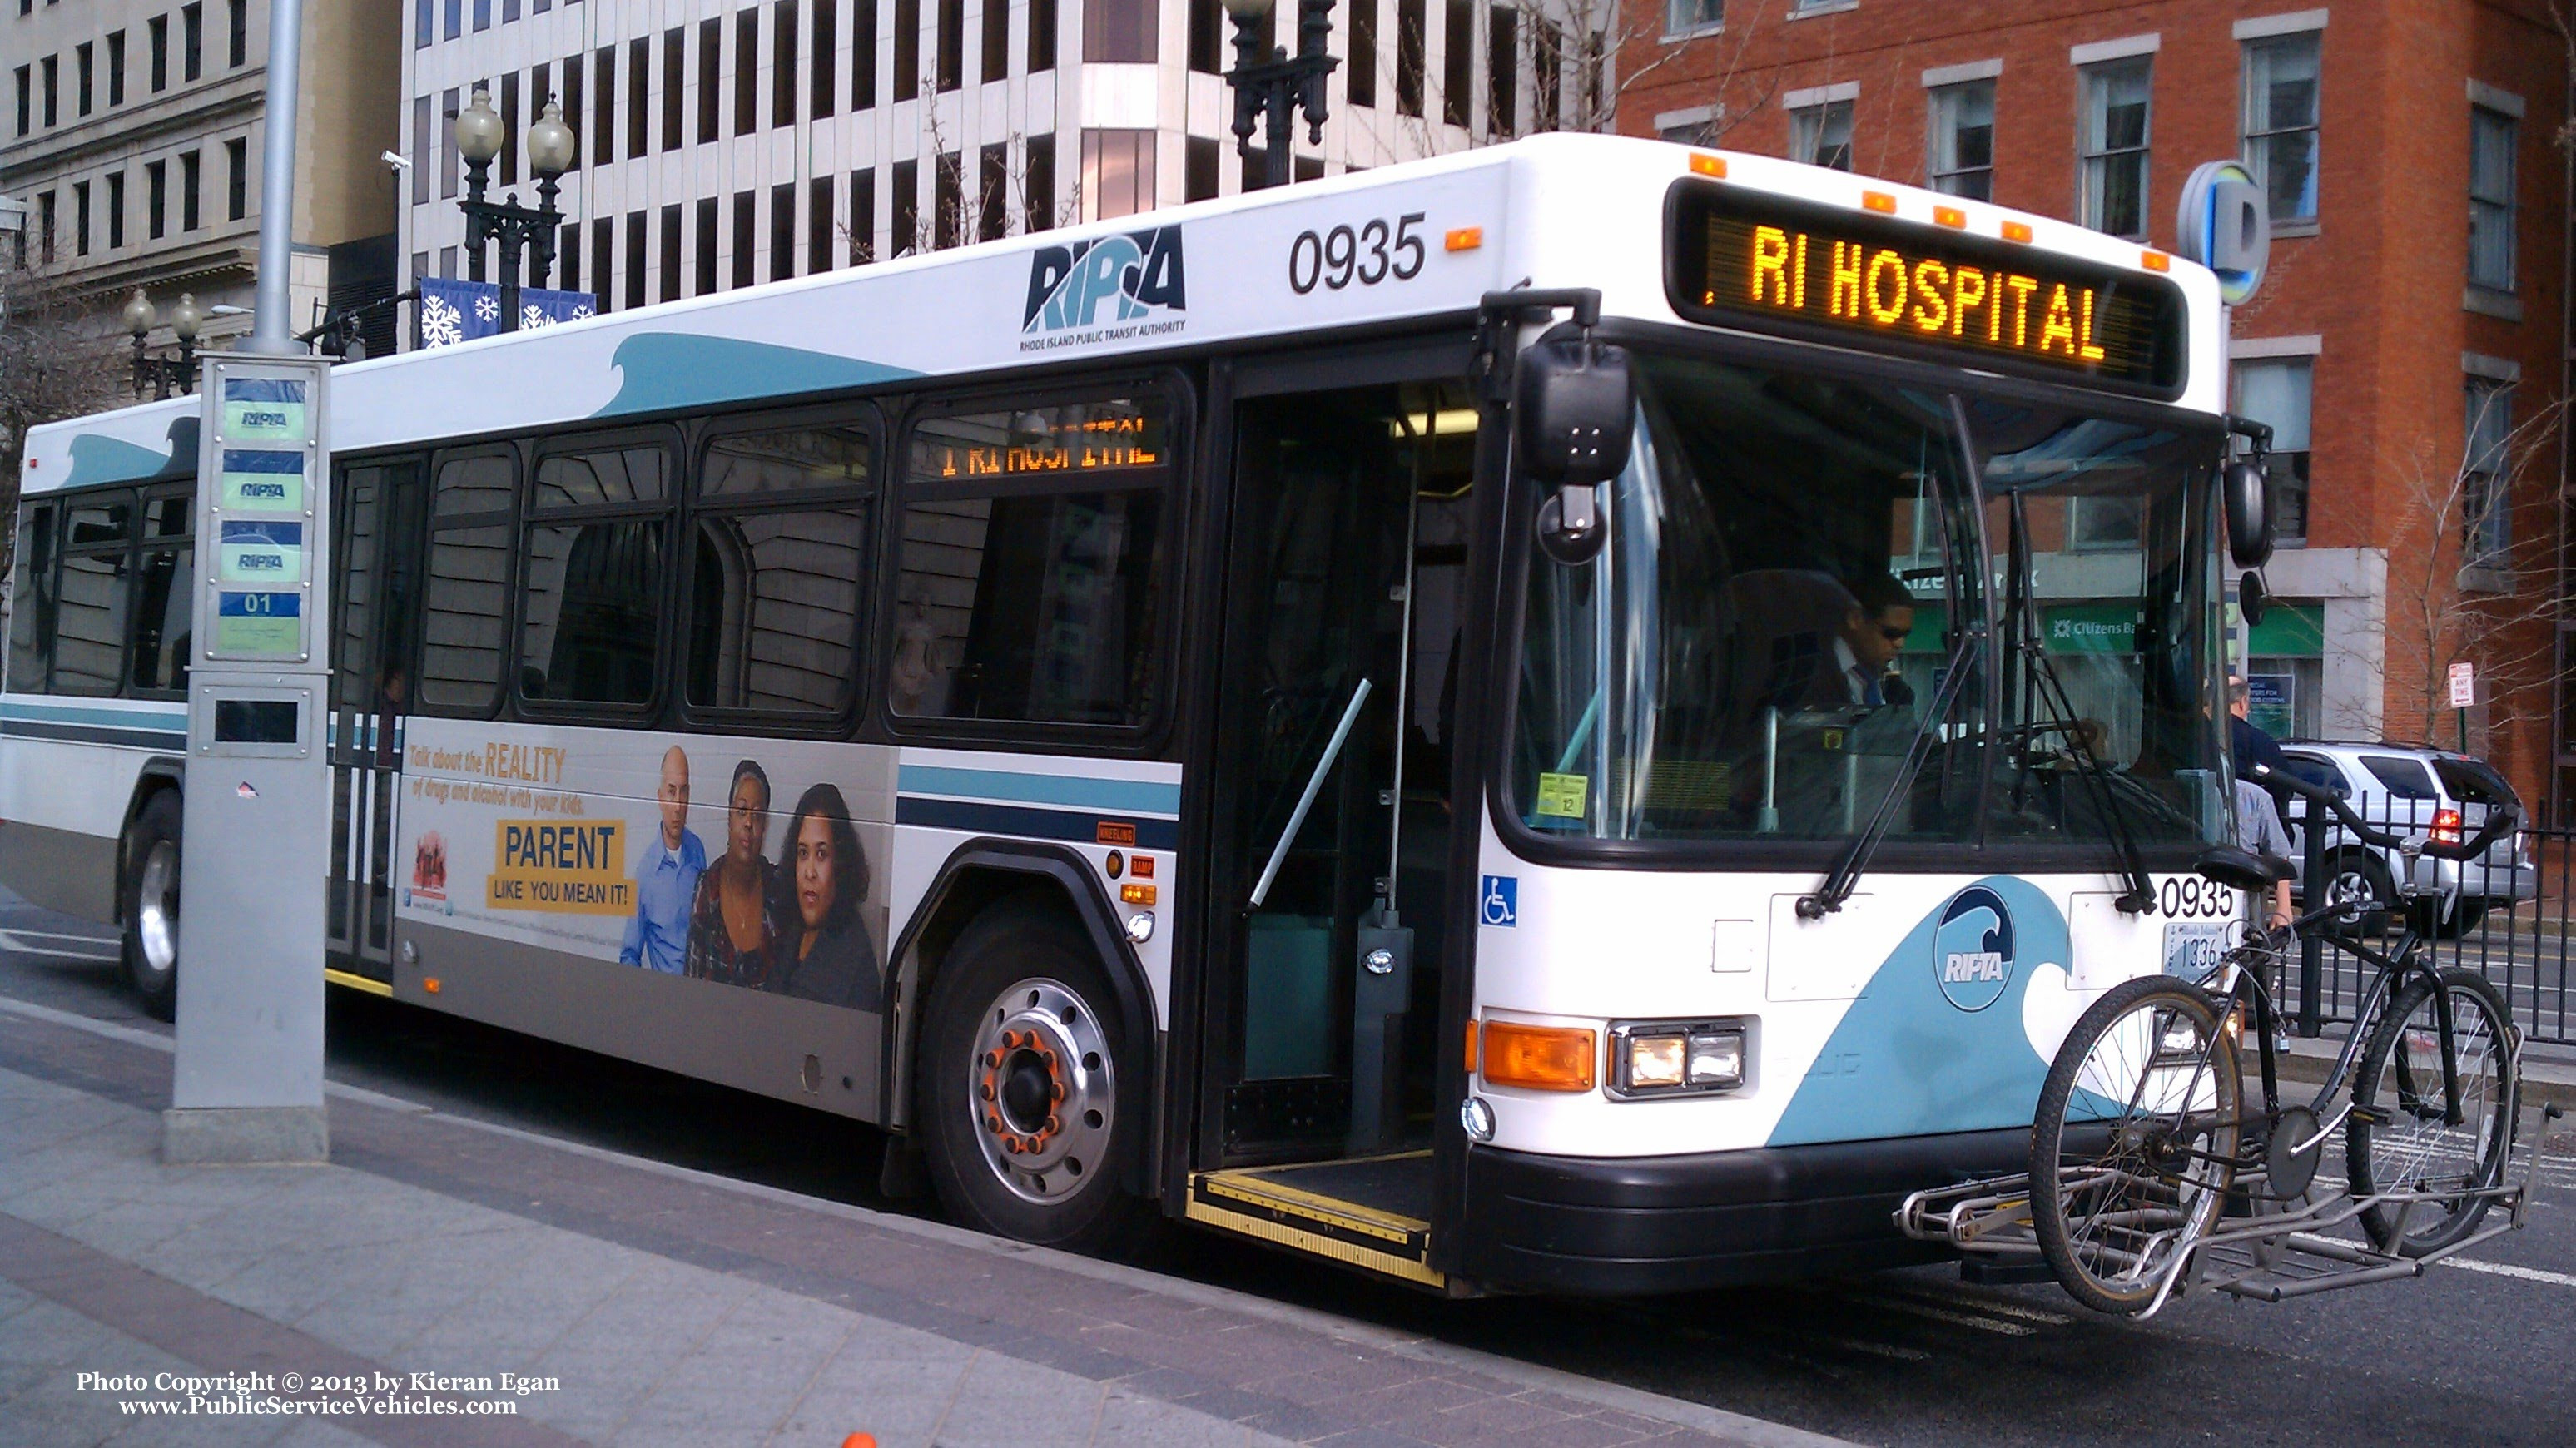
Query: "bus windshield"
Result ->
[[1511, 349, 2226, 855]]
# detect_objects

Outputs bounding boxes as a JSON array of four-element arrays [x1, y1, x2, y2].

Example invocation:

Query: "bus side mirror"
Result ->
[[1520, 339, 1634, 567], [2224, 459, 2273, 569]]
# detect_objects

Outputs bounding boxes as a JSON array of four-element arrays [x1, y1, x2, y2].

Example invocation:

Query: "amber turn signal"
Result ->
[[1479, 1020, 1596, 1092]]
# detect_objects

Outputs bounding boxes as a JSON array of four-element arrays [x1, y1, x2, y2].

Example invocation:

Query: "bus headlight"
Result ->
[[1610, 1021, 1747, 1098]]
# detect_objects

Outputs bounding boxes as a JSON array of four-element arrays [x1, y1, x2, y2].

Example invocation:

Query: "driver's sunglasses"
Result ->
[[1877, 626, 1911, 643]]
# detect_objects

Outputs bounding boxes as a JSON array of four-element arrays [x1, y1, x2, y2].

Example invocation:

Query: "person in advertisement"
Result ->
[[685, 760, 786, 987], [767, 784, 884, 1011], [620, 746, 706, 974]]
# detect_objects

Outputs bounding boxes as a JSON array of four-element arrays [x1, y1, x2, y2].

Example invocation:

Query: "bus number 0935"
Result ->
[[1288, 214, 1427, 295], [2157, 875, 2236, 920]]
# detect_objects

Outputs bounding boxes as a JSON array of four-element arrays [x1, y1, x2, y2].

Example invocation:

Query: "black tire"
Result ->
[[2420, 900, 2490, 940], [2348, 968, 2517, 1257], [916, 903, 1149, 1252], [2029, 975, 2241, 1315], [2321, 850, 2395, 937], [119, 791, 181, 1022]]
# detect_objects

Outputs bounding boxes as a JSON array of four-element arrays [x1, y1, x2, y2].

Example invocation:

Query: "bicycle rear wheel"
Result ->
[[2030, 975, 2242, 1315], [2347, 967, 2516, 1257]]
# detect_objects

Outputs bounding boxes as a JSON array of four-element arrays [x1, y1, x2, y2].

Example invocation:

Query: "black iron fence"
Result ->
[[2276, 795, 2575, 1046]]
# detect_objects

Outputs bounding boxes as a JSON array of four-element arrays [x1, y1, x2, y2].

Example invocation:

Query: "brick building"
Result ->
[[1620, 1, 2572, 811]]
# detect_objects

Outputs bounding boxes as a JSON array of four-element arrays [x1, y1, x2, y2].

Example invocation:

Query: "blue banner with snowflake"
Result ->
[[417, 277, 597, 348]]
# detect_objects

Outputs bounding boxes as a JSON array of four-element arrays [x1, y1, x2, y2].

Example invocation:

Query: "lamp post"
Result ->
[[454, 89, 578, 332], [122, 289, 202, 399], [1223, 0, 1337, 191]]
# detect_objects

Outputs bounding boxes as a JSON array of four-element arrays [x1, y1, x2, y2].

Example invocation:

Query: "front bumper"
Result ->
[[1459, 1128, 2027, 1295]]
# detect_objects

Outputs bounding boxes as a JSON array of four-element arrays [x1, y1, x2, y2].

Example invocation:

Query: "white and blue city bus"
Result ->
[[2, 133, 2246, 1292]]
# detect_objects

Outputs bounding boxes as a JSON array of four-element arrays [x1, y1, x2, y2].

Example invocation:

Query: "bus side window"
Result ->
[[7, 502, 60, 694], [419, 452, 519, 715], [519, 437, 673, 709], [685, 418, 873, 718], [53, 494, 134, 697], [891, 394, 1174, 731], [127, 493, 195, 695]]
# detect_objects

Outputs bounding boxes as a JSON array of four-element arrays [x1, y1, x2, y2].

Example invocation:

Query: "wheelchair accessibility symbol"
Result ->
[[1480, 875, 1518, 927]]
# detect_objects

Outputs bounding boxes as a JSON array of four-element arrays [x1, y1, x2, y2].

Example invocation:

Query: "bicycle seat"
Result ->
[[2193, 845, 2287, 891]]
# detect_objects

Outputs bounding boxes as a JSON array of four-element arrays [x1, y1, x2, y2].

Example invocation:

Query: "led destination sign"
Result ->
[[912, 399, 1171, 483], [1666, 182, 2186, 396]]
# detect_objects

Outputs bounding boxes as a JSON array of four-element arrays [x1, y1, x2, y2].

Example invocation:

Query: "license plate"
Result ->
[[2162, 921, 2233, 979]]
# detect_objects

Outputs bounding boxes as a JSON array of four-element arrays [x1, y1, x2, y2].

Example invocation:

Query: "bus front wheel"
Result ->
[[916, 903, 1147, 1252], [121, 791, 181, 1021]]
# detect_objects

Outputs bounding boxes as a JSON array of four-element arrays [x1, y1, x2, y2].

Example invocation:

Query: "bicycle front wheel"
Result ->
[[2030, 975, 2242, 1315], [2347, 967, 2517, 1257]]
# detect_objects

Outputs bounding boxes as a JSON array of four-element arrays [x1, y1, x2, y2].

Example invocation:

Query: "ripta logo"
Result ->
[[1932, 885, 2015, 1012], [1022, 226, 1187, 334]]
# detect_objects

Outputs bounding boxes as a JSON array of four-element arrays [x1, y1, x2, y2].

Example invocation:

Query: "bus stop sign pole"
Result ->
[[162, 0, 332, 1164]]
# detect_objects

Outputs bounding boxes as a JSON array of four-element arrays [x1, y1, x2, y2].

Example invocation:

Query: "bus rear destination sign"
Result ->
[[1665, 182, 2186, 397]]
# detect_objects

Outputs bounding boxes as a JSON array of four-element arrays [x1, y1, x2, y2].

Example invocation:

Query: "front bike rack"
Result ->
[[1895, 1099, 2559, 1320]]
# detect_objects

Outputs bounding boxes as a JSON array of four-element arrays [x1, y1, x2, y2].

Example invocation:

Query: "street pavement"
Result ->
[[5, 886, 2576, 1446]]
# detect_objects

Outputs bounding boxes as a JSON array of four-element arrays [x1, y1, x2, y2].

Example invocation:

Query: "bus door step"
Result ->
[[1186, 1155, 1441, 1288]]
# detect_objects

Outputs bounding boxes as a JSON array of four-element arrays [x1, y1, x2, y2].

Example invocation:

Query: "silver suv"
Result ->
[[2266, 741, 2535, 936]]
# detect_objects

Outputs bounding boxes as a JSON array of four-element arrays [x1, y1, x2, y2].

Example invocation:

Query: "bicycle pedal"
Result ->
[[2350, 1105, 2391, 1128]]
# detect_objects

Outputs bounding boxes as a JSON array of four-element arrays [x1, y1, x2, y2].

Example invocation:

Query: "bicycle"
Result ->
[[2027, 765, 2530, 1315]]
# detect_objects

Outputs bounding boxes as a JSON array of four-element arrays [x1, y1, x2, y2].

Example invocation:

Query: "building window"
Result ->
[[733, 191, 756, 288], [1666, 0, 1720, 37], [1487, 6, 1516, 136], [934, 151, 962, 248], [700, 17, 722, 141], [2463, 378, 2511, 565], [895, 0, 921, 102], [107, 171, 124, 249], [856, 0, 880, 108], [40, 53, 54, 127], [628, 36, 649, 161], [1441, 0, 1470, 127], [735, 9, 757, 135], [2242, 33, 2318, 226], [13, 66, 27, 137], [2231, 357, 2312, 545], [411, 96, 431, 206], [1029, 0, 1055, 72], [773, 0, 799, 126], [473, 0, 489, 30], [1347, 0, 1376, 105], [851, 168, 876, 260], [76, 42, 91, 117], [1023, 139, 1052, 231], [1189, 0, 1222, 75], [891, 159, 918, 255], [183, 3, 203, 82], [626, 210, 648, 310], [1790, 98, 1854, 171], [1928, 79, 1993, 199], [938, 0, 964, 89], [984, 0, 1010, 82], [444, 0, 461, 41], [659, 203, 682, 301], [812, 1, 836, 117], [2469, 105, 2516, 292], [595, 44, 617, 164], [1396, 0, 1423, 117], [1185, 135, 1219, 201], [147, 161, 166, 238], [696, 196, 719, 293], [1533, 21, 1561, 132], [37, 191, 54, 263], [181, 151, 200, 230], [772, 180, 796, 279], [1080, 129, 1154, 221], [226, 137, 247, 220], [809, 174, 835, 270], [227, 0, 246, 67], [73, 181, 88, 256], [2080, 58, 2152, 239], [980, 142, 1009, 239], [107, 32, 124, 107], [664, 28, 687, 150], [1085, 0, 1154, 62], [151, 17, 169, 90]]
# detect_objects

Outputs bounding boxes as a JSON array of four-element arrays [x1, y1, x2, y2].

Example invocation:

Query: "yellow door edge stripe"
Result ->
[[324, 968, 393, 997], [1183, 1197, 1445, 1287], [1197, 1171, 1427, 1243]]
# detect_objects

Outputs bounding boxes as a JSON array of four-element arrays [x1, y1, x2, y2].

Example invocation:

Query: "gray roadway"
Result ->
[[5, 889, 2574, 1448]]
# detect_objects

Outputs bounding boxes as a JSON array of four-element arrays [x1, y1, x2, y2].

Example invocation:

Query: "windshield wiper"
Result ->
[[1998, 492, 2157, 914], [1797, 622, 1983, 919]]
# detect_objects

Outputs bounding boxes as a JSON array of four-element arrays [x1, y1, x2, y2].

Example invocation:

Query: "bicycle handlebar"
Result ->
[[2248, 762, 2521, 862]]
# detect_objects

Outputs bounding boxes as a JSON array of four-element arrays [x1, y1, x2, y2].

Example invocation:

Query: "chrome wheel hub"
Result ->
[[136, 841, 178, 978], [966, 978, 1113, 1203]]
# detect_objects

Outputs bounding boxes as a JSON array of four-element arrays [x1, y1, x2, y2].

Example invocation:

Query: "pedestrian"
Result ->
[[2232, 775, 2296, 934], [2228, 675, 2288, 782]]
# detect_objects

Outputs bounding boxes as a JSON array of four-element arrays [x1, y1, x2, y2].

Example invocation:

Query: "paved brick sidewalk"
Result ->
[[0, 1003, 1847, 1448]]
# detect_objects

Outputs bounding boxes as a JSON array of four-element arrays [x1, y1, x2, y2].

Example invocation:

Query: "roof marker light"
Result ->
[[2001, 221, 2034, 243], [2142, 250, 2171, 272], [1690, 153, 1727, 178], [1444, 226, 1483, 251], [1862, 191, 1897, 214], [1933, 205, 1966, 229]]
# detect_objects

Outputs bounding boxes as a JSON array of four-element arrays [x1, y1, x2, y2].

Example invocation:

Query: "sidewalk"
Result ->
[[0, 1001, 1846, 1448]]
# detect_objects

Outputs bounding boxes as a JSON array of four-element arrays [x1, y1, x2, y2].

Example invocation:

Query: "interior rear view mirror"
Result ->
[[1518, 338, 1634, 567], [2224, 459, 2273, 569]]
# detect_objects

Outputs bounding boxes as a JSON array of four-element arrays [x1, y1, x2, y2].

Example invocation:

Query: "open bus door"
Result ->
[[325, 458, 425, 985], [1185, 342, 1479, 1287]]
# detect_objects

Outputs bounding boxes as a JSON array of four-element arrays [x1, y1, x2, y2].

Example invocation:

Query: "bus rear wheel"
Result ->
[[121, 791, 181, 1021], [916, 904, 1148, 1252]]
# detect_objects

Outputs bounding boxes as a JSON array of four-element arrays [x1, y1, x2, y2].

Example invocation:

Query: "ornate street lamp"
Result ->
[[1224, 0, 1337, 191], [122, 289, 201, 399], [455, 90, 578, 332]]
